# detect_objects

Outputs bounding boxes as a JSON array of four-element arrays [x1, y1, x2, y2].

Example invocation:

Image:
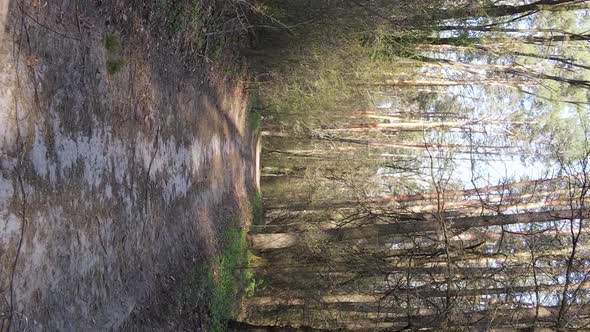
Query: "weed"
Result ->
[[247, 92, 262, 133], [170, 2, 205, 48], [104, 33, 121, 53], [210, 38, 226, 61], [248, 111, 262, 133], [250, 192, 264, 226], [452, 31, 480, 46], [223, 62, 244, 79], [104, 33, 124, 75], [207, 227, 253, 331], [171, 10, 186, 34], [106, 59, 125, 75], [243, 258, 256, 297]]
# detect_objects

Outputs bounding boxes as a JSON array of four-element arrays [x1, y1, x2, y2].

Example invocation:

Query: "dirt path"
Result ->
[[0, 0, 255, 330]]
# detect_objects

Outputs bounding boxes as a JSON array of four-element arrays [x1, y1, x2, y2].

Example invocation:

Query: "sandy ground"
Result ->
[[0, 0, 255, 330]]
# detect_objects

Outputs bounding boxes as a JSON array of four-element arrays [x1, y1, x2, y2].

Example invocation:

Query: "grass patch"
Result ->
[[167, 1, 205, 51], [250, 192, 264, 226], [248, 111, 262, 133], [104, 33, 124, 75], [162, 226, 254, 330], [207, 227, 254, 332], [172, 4, 202, 34], [104, 33, 121, 53], [247, 92, 262, 133], [106, 59, 125, 75]]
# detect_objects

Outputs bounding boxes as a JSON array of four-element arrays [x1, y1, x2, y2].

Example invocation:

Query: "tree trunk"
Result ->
[[249, 208, 590, 249]]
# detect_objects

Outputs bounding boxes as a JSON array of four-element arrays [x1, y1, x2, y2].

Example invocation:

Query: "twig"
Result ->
[[7, 14, 27, 332], [15, 0, 81, 41]]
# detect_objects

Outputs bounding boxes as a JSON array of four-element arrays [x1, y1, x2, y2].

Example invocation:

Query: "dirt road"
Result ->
[[0, 0, 255, 330]]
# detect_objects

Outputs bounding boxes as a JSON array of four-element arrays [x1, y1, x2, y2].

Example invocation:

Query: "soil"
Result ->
[[0, 0, 255, 330]]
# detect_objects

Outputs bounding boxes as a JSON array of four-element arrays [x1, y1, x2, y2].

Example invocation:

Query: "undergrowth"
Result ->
[[248, 91, 262, 134], [104, 33, 125, 75], [207, 223, 257, 331], [250, 192, 264, 226], [206, 190, 263, 330]]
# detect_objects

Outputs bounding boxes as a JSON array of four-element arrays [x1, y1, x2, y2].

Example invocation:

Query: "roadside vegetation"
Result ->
[[237, 0, 590, 330], [207, 226, 253, 332], [104, 32, 125, 75]]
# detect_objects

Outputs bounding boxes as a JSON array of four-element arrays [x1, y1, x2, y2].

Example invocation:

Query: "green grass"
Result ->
[[106, 59, 125, 75], [172, 3, 201, 34], [250, 192, 264, 226], [207, 227, 254, 332], [247, 92, 262, 133], [166, 225, 255, 331], [206, 193, 264, 330], [104, 33, 121, 53], [249, 111, 262, 133], [170, 2, 205, 49], [104, 33, 124, 75]]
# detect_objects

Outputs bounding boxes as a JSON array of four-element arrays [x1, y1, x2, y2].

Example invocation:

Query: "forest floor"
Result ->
[[0, 0, 256, 330]]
